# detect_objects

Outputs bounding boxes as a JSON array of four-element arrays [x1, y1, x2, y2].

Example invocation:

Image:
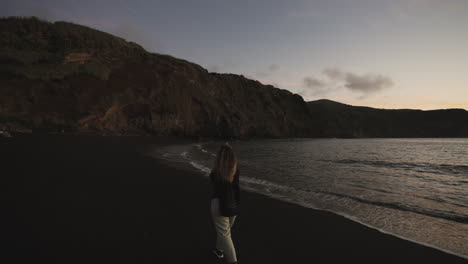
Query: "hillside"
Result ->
[[1, 17, 467, 138], [307, 100, 468, 138]]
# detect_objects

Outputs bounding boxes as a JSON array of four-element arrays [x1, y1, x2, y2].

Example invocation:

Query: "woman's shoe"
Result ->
[[211, 248, 224, 258]]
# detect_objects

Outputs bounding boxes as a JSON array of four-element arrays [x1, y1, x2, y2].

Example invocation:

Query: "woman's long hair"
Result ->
[[213, 143, 238, 183]]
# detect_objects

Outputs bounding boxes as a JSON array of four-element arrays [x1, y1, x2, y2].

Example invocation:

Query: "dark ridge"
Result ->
[[1, 17, 468, 138], [307, 100, 468, 138]]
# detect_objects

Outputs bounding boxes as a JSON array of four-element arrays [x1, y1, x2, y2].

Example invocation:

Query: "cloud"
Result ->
[[302, 67, 394, 98], [344, 72, 393, 93], [323, 67, 393, 93], [300, 76, 333, 96]]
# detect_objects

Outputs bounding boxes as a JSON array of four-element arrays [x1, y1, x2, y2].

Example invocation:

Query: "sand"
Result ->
[[1, 134, 465, 263]]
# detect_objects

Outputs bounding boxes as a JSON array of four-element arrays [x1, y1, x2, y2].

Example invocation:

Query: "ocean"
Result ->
[[150, 138, 468, 259]]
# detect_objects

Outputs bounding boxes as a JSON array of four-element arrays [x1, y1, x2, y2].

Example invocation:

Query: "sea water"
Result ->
[[150, 138, 468, 259]]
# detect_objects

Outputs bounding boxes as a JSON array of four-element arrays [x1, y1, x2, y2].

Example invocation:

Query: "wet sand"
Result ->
[[1, 134, 465, 263]]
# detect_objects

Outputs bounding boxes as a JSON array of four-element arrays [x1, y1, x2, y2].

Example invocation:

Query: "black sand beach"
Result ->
[[1, 134, 466, 263]]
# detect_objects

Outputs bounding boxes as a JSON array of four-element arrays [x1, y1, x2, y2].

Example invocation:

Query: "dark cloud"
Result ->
[[300, 76, 332, 96], [323, 67, 394, 93], [344, 72, 393, 93], [302, 68, 394, 98]]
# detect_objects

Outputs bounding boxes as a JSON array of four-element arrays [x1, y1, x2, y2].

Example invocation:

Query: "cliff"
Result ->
[[1, 17, 467, 138], [0, 17, 312, 138]]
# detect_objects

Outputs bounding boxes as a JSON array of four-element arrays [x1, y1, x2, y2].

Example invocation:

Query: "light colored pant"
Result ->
[[211, 198, 237, 263]]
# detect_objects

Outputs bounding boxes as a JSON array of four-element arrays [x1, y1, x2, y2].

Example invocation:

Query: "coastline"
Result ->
[[1, 134, 466, 263]]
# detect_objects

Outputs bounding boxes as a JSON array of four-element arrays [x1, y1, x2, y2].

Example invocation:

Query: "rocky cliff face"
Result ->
[[0, 17, 313, 138], [1, 17, 468, 138]]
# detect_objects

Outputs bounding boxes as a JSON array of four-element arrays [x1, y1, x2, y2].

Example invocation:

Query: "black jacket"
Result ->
[[210, 169, 240, 217]]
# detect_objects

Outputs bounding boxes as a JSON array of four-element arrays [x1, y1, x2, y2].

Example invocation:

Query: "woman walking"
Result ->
[[210, 143, 240, 264]]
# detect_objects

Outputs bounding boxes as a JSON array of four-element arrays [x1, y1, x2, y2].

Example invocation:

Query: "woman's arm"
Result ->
[[233, 168, 240, 202], [233, 168, 239, 185], [209, 170, 215, 182]]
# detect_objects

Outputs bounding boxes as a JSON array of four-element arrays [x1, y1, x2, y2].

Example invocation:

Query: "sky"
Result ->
[[2, 0, 468, 110]]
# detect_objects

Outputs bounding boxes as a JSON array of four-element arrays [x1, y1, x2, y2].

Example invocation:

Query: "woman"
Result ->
[[209, 143, 240, 264]]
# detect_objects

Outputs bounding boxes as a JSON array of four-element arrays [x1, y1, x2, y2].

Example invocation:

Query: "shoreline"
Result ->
[[240, 183, 468, 261], [1, 134, 466, 263], [156, 139, 468, 260]]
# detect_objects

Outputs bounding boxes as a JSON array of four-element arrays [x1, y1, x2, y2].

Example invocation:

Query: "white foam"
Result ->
[[193, 142, 215, 155], [189, 161, 211, 175]]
